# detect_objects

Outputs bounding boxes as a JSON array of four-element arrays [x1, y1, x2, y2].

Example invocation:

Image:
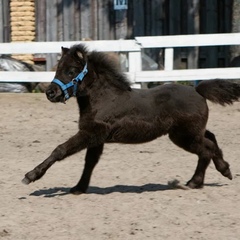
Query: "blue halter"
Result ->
[[52, 63, 88, 100]]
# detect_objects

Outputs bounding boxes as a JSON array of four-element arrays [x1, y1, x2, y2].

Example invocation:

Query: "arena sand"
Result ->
[[0, 93, 240, 240]]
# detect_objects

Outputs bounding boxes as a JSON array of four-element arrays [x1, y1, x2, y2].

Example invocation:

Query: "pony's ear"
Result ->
[[76, 51, 84, 59], [61, 47, 69, 55]]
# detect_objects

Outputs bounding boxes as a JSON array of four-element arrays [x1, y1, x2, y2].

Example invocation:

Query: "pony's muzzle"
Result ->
[[46, 89, 56, 99], [46, 84, 63, 102]]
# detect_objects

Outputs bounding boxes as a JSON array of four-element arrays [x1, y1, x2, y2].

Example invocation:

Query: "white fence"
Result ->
[[0, 33, 240, 87]]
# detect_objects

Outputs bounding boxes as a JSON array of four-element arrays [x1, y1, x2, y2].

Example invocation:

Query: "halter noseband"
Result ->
[[52, 63, 88, 101]]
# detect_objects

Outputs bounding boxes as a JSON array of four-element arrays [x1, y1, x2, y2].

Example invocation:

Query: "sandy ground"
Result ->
[[0, 93, 240, 240]]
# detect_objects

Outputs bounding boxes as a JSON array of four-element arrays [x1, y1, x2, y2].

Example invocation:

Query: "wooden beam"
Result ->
[[134, 67, 240, 82], [0, 67, 240, 83], [0, 40, 140, 54], [136, 33, 240, 48]]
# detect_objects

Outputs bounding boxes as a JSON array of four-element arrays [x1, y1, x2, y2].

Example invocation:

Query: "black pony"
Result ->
[[22, 44, 240, 194]]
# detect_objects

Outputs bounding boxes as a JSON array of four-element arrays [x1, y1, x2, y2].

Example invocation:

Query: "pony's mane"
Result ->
[[69, 44, 131, 91]]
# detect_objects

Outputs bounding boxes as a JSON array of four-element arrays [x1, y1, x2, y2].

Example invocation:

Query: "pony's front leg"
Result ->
[[22, 131, 88, 185], [70, 144, 104, 195]]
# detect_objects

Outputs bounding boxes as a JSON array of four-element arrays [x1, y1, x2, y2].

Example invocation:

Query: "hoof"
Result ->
[[222, 168, 233, 180], [186, 181, 204, 189], [69, 186, 86, 195], [22, 177, 31, 185]]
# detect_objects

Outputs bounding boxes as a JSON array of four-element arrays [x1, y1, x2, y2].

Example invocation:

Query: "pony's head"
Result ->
[[46, 45, 91, 103], [46, 44, 131, 103]]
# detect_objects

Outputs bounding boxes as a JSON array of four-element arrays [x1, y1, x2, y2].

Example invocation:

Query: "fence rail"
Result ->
[[0, 33, 240, 87], [0, 40, 141, 54]]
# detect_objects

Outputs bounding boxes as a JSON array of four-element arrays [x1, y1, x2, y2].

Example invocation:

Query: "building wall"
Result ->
[[10, 0, 35, 63], [4, 0, 234, 68]]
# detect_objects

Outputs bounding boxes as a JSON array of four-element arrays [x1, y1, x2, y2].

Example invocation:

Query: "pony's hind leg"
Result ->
[[70, 144, 104, 195], [169, 129, 232, 189], [205, 130, 232, 180], [186, 156, 211, 189], [169, 130, 214, 188], [187, 131, 232, 187]]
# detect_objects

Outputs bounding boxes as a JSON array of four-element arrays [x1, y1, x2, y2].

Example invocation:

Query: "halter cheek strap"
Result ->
[[52, 63, 88, 100]]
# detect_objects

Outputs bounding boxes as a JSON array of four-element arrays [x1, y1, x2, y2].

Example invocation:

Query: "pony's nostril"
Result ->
[[47, 89, 55, 98]]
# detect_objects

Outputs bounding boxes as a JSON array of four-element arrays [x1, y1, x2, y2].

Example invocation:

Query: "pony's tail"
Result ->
[[195, 80, 240, 106]]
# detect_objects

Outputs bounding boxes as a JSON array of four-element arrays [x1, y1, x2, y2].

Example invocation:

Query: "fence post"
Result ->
[[164, 48, 174, 70], [128, 51, 142, 88]]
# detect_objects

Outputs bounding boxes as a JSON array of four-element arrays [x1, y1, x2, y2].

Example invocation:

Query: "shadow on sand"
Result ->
[[29, 183, 170, 198], [28, 182, 227, 198]]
